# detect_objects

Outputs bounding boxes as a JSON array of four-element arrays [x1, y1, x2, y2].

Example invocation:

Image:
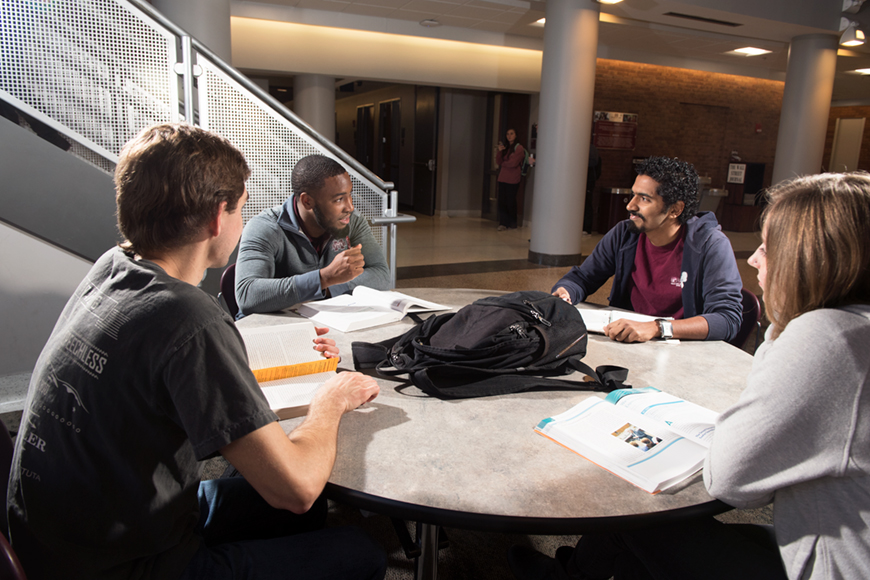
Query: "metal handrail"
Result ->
[[126, 0, 394, 194]]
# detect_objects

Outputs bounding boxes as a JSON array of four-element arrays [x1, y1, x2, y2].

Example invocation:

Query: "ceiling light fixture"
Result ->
[[419, 19, 441, 27], [843, 0, 866, 14], [597, 0, 624, 4], [851, 68, 870, 74], [841, 17, 866, 46], [731, 47, 772, 56]]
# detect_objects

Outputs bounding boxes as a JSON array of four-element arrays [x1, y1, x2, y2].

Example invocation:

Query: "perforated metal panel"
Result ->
[[0, 0, 178, 166], [0, 0, 390, 257], [198, 58, 387, 248]]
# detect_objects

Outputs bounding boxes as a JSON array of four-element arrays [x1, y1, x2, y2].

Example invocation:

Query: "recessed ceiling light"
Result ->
[[597, 0, 623, 4], [730, 47, 772, 56], [420, 19, 441, 27], [531, 17, 545, 26], [851, 68, 870, 75]]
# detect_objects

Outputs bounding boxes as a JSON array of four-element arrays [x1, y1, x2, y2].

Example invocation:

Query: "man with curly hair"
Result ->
[[552, 156, 742, 343]]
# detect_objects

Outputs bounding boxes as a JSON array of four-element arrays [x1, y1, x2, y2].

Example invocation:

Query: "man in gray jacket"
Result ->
[[235, 155, 390, 317]]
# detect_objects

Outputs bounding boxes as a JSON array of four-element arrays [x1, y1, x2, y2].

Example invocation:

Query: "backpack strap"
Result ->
[[412, 357, 629, 399]]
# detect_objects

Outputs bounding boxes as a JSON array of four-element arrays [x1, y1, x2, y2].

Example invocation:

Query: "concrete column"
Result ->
[[151, 0, 232, 63], [294, 74, 336, 143], [771, 34, 838, 185], [528, 0, 599, 266]]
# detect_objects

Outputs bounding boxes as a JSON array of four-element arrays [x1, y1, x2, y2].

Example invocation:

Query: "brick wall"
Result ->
[[823, 106, 870, 172], [591, 60, 784, 196]]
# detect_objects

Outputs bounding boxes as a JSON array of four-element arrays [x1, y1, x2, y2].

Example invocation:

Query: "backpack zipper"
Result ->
[[509, 323, 528, 338], [522, 300, 552, 327]]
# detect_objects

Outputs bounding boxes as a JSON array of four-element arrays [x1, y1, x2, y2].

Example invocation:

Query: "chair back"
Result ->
[[0, 426, 26, 579], [0, 532, 27, 580], [729, 288, 762, 352], [0, 426, 14, 537], [219, 263, 238, 319]]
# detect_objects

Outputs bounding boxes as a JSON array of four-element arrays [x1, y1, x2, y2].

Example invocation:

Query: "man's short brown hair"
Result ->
[[115, 123, 250, 255]]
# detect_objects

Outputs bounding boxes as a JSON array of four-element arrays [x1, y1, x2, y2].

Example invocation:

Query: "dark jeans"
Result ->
[[498, 181, 520, 228], [180, 477, 387, 580], [568, 518, 787, 580]]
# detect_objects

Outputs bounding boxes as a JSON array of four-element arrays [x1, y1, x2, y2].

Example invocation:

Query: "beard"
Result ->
[[627, 211, 646, 233], [313, 203, 351, 239]]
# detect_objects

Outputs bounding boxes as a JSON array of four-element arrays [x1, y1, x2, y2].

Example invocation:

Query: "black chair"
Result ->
[[0, 426, 27, 579], [729, 288, 762, 353], [218, 263, 238, 319]]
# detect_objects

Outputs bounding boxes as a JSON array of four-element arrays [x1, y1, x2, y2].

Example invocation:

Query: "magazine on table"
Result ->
[[238, 322, 338, 419], [534, 387, 718, 493], [297, 286, 450, 332]]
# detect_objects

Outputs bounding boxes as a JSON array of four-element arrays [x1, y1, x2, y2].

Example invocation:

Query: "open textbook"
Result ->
[[239, 322, 338, 419], [576, 308, 669, 335], [535, 387, 718, 493], [297, 286, 450, 332]]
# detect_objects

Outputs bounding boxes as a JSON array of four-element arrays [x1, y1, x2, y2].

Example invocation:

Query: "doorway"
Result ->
[[355, 104, 374, 171], [830, 117, 865, 172], [484, 92, 530, 222], [379, 99, 402, 185], [412, 86, 439, 215]]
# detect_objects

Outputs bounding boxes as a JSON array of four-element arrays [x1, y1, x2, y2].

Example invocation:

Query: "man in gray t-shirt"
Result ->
[[7, 125, 386, 580]]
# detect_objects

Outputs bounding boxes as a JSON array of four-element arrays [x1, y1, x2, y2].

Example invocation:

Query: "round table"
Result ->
[[238, 288, 752, 578]]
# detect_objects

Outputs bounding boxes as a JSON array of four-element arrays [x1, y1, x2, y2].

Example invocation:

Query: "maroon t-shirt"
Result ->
[[630, 230, 685, 318]]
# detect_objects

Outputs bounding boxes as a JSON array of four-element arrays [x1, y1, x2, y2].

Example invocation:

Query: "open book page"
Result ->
[[259, 372, 334, 419], [238, 323, 337, 417], [351, 286, 449, 314], [535, 395, 710, 493], [577, 308, 667, 334], [606, 387, 718, 447], [239, 322, 321, 370]]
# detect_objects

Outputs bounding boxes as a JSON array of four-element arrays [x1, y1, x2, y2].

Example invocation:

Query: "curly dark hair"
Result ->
[[291, 154, 348, 198], [635, 156, 700, 224]]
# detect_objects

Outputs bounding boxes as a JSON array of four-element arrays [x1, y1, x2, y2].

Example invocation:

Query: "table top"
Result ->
[[237, 288, 752, 534]]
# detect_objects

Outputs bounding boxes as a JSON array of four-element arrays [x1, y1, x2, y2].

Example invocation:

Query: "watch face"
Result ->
[[657, 319, 673, 338]]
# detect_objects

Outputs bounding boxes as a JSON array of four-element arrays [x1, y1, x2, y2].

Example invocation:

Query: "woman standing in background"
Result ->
[[495, 128, 524, 231]]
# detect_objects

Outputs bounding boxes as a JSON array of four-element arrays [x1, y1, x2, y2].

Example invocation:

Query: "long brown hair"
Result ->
[[761, 172, 870, 338]]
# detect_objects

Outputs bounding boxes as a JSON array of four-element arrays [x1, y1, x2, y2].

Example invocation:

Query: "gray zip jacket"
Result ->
[[705, 305, 870, 580], [235, 198, 390, 317]]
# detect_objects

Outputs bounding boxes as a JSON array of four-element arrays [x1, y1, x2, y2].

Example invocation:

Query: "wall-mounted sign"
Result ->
[[593, 111, 638, 150], [727, 163, 746, 184]]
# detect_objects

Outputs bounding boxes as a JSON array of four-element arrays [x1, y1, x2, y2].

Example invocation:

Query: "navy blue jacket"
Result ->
[[552, 212, 743, 341]]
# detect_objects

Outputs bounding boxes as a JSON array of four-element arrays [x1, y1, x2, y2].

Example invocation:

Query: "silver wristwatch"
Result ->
[[656, 318, 673, 340]]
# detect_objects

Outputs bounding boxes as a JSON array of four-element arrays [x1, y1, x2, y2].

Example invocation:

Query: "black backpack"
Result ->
[[351, 290, 629, 399]]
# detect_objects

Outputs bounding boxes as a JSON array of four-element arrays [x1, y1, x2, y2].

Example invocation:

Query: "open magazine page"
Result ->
[[606, 387, 717, 447], [239, 322, 321, 369], [535, 396, 710, 493], [297, 293, 398, 332]]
